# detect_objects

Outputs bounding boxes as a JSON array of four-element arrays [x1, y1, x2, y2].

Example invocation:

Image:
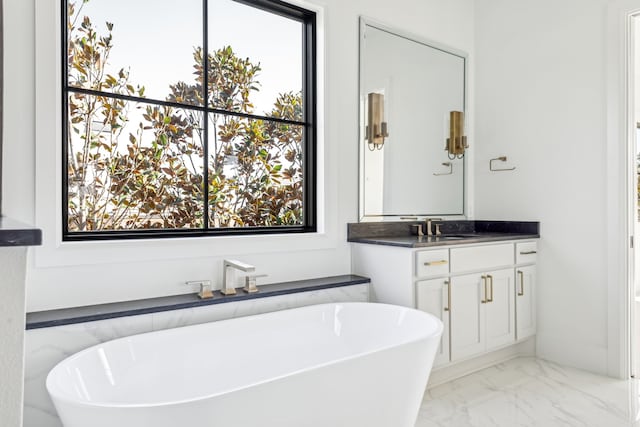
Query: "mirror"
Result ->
[[359, 19, 467, 220]]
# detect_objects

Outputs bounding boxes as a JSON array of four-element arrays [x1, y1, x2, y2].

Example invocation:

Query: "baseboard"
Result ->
[[427, 338, 536, 388]]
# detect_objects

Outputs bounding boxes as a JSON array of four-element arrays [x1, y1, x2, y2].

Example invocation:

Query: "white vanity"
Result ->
[[350, 222, 539, 384], [357, 18, 538, 384]]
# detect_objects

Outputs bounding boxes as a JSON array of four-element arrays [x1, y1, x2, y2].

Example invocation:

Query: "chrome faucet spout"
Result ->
[[224, 259, 255, 272], [221, 259, 255, 296]]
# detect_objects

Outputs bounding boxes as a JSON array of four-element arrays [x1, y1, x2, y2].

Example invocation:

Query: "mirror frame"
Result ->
[[357, 17, 470, 222]]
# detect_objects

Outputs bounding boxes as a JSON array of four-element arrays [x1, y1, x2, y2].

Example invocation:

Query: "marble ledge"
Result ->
[[25, 274, 370, 330], [0, 216, 42, 247]]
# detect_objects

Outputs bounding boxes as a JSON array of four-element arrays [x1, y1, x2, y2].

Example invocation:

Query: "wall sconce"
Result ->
[[366, 92, 389, 151], [445, 111, 468, 159]]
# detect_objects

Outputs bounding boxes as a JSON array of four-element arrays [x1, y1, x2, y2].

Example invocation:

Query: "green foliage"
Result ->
[[66, 0, 305, 231]]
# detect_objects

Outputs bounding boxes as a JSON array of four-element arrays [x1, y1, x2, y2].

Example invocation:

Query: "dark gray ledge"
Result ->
[[0, 217, 42, 247], [26, 275, 370, 330]]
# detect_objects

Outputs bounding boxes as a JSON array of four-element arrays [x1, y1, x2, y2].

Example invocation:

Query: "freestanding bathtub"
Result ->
[[47, 302, 443, 427]]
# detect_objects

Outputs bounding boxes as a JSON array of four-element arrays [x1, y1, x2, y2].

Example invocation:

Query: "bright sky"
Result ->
[[76, 0, 303, 116]]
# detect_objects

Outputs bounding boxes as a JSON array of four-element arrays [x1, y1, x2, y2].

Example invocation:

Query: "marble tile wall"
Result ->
[[23, 284, 369, 427]]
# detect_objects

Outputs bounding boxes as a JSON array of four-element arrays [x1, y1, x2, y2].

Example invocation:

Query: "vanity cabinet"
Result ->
[[448, 243, 516, 361], [515, 266, 536, 340], [515, 242, 537, 341], [416, 278, 450, 366], [449, 268, 514, 361], [352, 239, 537, 369]]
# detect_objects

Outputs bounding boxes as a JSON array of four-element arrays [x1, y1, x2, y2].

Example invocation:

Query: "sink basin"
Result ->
[[436, 233, 483, 240]]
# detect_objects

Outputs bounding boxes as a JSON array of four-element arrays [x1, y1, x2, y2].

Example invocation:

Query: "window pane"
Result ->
[[67, 93, 205, 231], [66, 0, 203, 106], [207, 114, 304, 228], [207, 0, 303, 117]]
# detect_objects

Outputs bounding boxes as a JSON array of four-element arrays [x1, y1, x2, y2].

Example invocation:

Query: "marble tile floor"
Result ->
[[416, 357, 640, 427]]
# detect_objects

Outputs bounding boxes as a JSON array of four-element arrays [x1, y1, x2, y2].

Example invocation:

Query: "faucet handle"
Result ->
[[186, 280, 214, 299], [411, 224, 424, 237], [244, 274, 268, 294]]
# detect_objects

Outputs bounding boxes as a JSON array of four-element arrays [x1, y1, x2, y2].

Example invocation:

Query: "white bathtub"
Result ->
[[47, 302, 443, 427]]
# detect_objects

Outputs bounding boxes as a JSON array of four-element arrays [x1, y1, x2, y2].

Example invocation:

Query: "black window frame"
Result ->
[[61, 0, 317, 241]]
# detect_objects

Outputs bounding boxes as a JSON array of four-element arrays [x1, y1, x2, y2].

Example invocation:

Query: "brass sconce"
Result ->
[[445, 111, 468, 159], [366, 92, 389, 151]]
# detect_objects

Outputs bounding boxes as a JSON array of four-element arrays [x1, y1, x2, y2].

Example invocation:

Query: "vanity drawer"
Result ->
[[450, 243, 513, 273], [416, 249, 450, 277], [516, 241, 538, 264]]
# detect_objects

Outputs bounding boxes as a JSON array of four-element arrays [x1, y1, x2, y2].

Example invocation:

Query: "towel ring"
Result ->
[[489, 156, 516, 172]]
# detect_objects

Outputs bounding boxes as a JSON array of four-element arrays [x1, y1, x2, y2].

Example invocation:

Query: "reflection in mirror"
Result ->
[[365, 92, 389, 150], [359, 19, 467, 221]]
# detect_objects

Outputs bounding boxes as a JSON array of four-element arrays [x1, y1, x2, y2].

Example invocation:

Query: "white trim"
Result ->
[[629, 15, 639, 380], [34, 0, 333, 268], [630, 16, 637, 380], [606, 0, 640, 380]]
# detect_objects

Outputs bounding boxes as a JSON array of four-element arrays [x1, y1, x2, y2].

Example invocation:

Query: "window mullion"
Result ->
[[202, 0, 210, 231]]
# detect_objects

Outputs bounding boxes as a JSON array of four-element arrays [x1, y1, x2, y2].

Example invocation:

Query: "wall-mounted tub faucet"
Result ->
[[221, 259, 255, 296]]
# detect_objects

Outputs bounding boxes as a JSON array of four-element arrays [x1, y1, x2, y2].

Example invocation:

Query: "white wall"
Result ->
[[8, 0, 625, 379], [474, 0, 611, 374], [3, 1, 35, 224], [0, 248, 28, 427], [3, 0, 475, 312]]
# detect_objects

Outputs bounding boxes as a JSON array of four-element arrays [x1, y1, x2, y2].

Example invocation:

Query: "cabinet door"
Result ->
[[515, 265, 536, 340], [416, 278, 450, 366], [450, 273, 485, 361], [484, 268, 515, 350]]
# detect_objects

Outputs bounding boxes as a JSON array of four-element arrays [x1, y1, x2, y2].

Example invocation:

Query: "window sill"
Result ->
[[34, 228, 337, 268]]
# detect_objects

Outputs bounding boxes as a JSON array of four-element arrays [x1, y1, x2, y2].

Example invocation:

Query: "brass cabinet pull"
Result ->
[[486, 274, 494, 302], [517, 270, 524, 296], [481, 275, 487, 303], [425, 260, 448, 266], [519, 250, 537, 255], [444, 280, 450, 312]]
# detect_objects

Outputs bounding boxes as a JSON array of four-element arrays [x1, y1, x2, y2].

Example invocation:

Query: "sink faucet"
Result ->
[[221, 259, 255, 295], [426, 218, 443, 237]]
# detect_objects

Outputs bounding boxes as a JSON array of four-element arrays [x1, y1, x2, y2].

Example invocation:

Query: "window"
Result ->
[[62, 0, 316, 240]]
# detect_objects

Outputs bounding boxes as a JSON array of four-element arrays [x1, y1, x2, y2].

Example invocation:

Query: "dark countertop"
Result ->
[[26, 274, 370, 329], [348, 220, 539, 248], [349, 232, 539, 248], [0, 217, 42, 247]]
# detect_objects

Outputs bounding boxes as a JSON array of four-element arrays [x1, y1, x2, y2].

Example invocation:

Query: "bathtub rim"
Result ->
[[46, 302, 443, 409]]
